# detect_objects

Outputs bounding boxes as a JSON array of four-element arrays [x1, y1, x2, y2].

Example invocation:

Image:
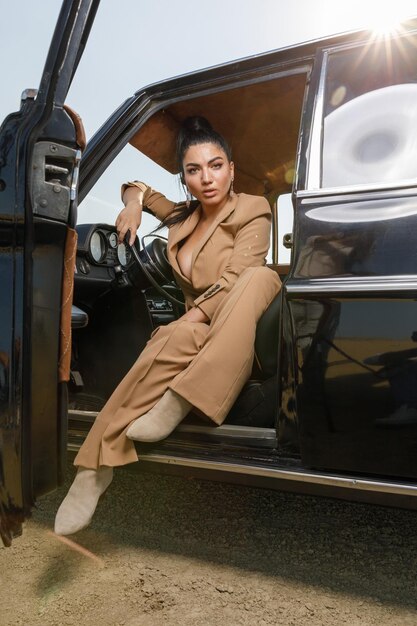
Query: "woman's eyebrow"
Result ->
[[185, 156, 224, 167]]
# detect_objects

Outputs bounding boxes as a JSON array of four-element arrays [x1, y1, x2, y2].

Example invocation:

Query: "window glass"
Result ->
[[78, 144, 182, 234], [321, 35, 417, 188]]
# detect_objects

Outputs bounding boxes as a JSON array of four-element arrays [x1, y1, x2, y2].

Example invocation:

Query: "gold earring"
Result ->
[[186, 188, 192, 209], [229, 178, 234, 197]]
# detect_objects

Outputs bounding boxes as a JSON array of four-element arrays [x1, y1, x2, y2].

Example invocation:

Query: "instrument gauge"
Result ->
[[90, 231, 106, 263], [109, 232, 118, 248], [117, 242, 131, 266]]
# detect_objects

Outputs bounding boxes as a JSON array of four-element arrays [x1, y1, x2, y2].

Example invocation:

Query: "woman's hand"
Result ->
[[179, 307, 210, 324], [115, 201, 142, 246], [116, 186, 145, 246]]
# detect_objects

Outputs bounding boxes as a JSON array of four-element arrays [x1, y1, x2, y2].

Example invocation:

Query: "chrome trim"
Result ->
[[68, 410, 277, 444], [69, 409, 98, 420], [65, 441, 417, 497], [271, 199, 278, 265], [177, 424, 276, 441], [286, 275, 417, 294], [298, 184, 417, 202], [306, 50, 327, 189], [70, 149, 82, 201], [129, 454, 417, 498]]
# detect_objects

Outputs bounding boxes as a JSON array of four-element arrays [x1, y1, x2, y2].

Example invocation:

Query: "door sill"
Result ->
[[68, 409, 277, 448]]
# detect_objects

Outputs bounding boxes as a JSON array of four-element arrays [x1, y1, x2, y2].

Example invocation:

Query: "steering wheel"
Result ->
[[128, 233, 185, 307]]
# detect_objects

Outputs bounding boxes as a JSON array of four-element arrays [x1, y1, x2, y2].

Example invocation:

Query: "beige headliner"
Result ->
[[130, 73, 307, 197]]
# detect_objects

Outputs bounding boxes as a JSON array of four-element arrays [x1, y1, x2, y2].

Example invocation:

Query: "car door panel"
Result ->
[[285, 37, 417, 480], [0, 0, 99, 545]]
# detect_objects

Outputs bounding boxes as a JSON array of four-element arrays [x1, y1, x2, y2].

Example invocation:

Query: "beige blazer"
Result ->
[[121, 182, 271, 319]]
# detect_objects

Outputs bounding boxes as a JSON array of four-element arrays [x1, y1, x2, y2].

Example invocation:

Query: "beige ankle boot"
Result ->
[[126, 389, 192, 442], [54, 466, 113, 535]]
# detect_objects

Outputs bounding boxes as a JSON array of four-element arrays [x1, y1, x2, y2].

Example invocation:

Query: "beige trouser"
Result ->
[[74, 266, 281, 469]]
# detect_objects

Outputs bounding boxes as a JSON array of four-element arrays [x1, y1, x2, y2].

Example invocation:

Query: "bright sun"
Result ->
[[367, 8, 408, 35]]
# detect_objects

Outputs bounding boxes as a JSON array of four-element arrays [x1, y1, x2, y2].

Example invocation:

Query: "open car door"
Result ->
[[0, 0, 99, 546]]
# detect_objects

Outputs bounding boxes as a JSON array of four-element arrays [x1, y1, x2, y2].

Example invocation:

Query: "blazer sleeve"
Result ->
[[193, 196, 272, 320], [121, 180, 177, 221]]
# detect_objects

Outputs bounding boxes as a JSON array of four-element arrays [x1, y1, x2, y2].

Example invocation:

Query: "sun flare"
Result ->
[[366, 7, 409, 36], [372, 16, 402, 35]]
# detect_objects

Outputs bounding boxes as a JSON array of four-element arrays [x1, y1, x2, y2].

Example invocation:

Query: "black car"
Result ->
[[2, 0, 417, 546]]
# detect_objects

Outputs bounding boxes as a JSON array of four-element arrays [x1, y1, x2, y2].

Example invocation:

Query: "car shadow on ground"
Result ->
[[33, 459, 417, 610]]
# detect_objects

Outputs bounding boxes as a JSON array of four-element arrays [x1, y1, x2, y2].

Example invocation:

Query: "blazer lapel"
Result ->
[[167, 194, 239, 284], [168, 207, 201, 282], [190, 194, 239, 270]]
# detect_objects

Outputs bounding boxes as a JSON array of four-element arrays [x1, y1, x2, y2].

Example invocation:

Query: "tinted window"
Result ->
[[321, 35, 417, 188]]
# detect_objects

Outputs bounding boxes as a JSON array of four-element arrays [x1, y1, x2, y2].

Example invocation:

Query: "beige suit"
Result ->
[[74, 184, 281, 469]]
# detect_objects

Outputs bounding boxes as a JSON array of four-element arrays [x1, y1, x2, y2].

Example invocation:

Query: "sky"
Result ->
[[1, 0, 417, 233]]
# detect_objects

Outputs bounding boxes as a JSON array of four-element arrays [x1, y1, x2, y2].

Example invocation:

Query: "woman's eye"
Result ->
[[212, 162, 222, 169], [187, 168, 197, 175]]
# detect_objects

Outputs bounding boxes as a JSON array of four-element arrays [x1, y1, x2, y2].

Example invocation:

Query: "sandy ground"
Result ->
[[1, 460, 417, 626]]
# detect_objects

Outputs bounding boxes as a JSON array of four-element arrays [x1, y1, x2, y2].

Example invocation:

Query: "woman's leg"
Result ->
[[127, 267, 281, 442], [169, 266, 281, 425], [125, 388, 193, 442], [54, 466, 113, 535], [55, 267, 279, 534], [54, 320, 209, 535], [73, 319, 209, 470]]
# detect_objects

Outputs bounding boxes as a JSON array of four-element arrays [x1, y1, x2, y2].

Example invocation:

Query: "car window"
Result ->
[[77, 144, 182, 235], [321, 34, 417, 188]]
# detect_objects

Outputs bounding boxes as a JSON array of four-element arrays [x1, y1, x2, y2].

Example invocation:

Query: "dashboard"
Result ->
[[73, 223, 178, 334], [73, 223, 176, 326], [75, 224, 134, 276], [74, 223, 140, 300], [89, 228, 134, 267]]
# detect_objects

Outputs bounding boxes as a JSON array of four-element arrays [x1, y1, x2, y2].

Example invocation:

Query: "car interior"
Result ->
[[67, 69, 310, 458]]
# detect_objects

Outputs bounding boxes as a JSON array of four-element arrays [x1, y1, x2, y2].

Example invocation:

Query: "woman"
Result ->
[[55, 116, 281, 535]]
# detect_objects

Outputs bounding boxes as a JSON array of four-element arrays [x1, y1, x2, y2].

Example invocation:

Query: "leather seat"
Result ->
[[225, 293, 281, 426], [254, 292, 281, 378]]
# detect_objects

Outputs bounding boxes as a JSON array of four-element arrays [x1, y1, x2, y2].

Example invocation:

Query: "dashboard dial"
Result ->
[[117, 242, 131, 266], [90, 231, 106, 263], [109, 232, 118, 248]]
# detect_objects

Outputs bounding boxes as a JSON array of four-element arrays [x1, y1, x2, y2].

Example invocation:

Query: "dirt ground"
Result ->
[[1, 460, 417, 626]]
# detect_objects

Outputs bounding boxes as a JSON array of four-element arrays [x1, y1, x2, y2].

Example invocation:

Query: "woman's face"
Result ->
[[183, 142, 234, 212]]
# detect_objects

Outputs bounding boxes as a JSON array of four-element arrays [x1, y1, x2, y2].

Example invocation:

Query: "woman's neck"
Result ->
[[199, 194, 231, 221]]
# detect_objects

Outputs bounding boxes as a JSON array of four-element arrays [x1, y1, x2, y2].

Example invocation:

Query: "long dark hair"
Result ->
[[157, 116, 232, 229]]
